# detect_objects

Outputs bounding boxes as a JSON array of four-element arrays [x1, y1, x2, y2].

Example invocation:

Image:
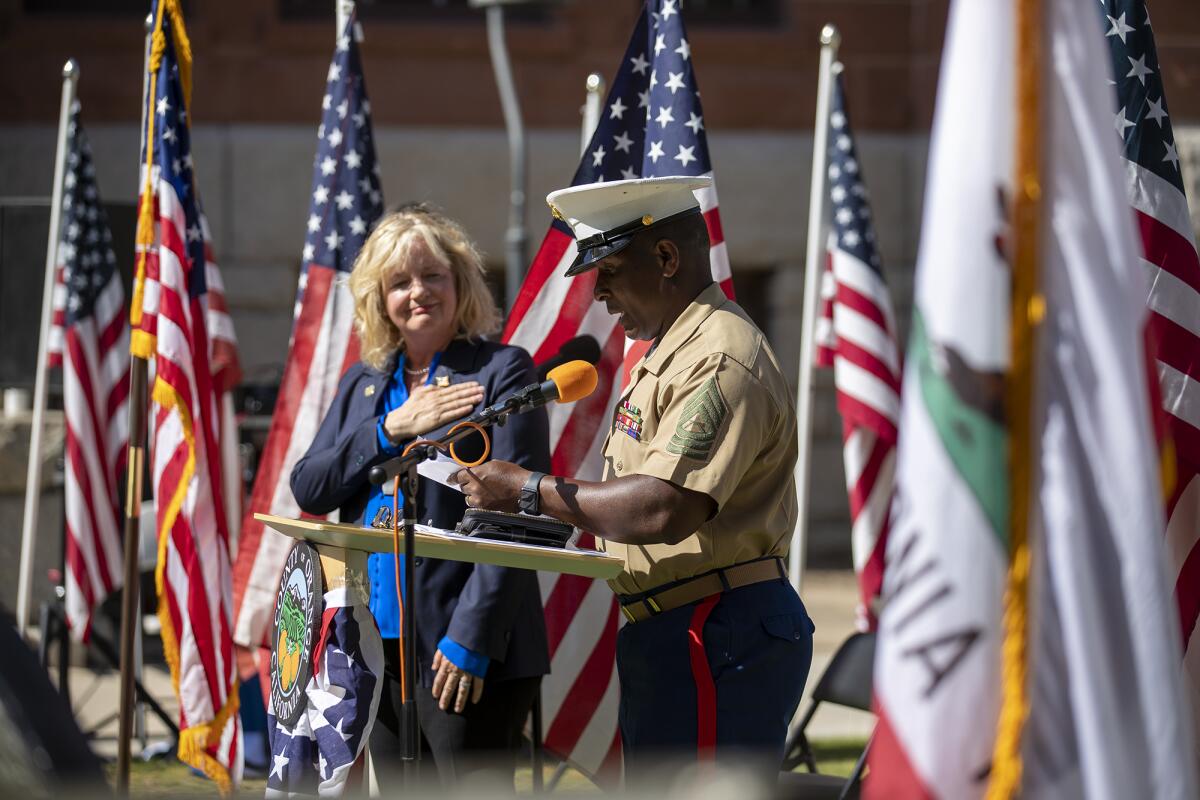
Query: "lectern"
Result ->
[[256, 512, 623, 790]]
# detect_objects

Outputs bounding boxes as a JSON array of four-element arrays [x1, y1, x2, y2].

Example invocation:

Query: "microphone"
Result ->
[[535, 335, 601, 382], [513, 359, 599, 411]]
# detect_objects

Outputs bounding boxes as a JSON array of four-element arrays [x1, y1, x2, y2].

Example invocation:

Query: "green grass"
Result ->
[[112, 738, 867, 796], [802, 736, 868, 779], [109, 760, 265, 797]]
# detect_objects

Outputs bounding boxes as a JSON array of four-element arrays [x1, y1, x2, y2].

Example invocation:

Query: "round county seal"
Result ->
[[270, 541, 323, 727]]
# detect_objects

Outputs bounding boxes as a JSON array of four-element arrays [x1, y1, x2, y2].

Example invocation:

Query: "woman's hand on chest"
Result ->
[[382, 381, 484, 443]]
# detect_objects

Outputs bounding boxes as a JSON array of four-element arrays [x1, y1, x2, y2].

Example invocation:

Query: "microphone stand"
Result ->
[[367, 392, 529, 781], [398, 462, 420, 782]]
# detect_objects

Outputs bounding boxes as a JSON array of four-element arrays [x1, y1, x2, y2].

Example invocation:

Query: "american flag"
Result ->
[[813, 69, 901, 630], [130, 0, 242, 789], [1103, 0, 1200, 740], [47, 101, 131, 642], [502, 0, 731, 778], [232, 13, 383, 649], [266, 589, 384, 797]]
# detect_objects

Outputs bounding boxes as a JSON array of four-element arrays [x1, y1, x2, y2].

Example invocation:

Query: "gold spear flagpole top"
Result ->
[[62, 58, 78, 80], [586, 72, 604, 93], [820, 24, 840, 48]]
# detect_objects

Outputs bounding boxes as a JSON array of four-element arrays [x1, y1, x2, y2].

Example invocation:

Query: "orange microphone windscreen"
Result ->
[[546, 360, 599, 404]]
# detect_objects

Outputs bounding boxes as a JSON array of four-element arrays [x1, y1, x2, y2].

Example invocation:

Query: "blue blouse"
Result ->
[[364, 352, 490, 678]]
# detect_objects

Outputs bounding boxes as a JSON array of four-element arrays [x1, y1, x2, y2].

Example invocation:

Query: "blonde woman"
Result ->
[[290, 205, 550, 788]]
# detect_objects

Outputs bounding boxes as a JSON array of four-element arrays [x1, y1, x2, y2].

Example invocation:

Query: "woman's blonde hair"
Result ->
[[349, 204, 501, 371]]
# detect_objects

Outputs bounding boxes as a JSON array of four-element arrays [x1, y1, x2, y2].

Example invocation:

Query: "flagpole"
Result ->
[[473, 0, 528, 312], [581, 72, 604, 154], [790, 25, 839, 593], [115, 15, 155, 794], [17, 60, 79, 640], [523, 70, 606, 794], [988, 0, 1042, 794], [335, 0, 354, 39]]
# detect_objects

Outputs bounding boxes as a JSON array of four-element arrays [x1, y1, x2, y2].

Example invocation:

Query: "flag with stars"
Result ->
[[1102, 0, 1200, 744], [46, 100, 131, 643], [233, 11, 384, 651], [129, 0, 243, 790], [502, 0, 730, 780], [813, 68, 901, 631], [869, 0, 1198, 796], [266, 588, 384, 798]]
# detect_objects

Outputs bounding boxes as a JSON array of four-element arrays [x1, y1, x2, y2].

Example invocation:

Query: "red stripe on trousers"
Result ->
[[688, 594, 721, 761]]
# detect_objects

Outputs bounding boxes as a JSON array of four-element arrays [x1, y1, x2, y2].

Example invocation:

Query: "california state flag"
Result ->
[[868, 0, 1199, 797]]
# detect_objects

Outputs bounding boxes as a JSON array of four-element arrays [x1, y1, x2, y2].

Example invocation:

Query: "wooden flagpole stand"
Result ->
[[116, 14, 156, 795], [16, 59, 78, 640], [116, 358, 147, 797], [790, 24, 840, 594]]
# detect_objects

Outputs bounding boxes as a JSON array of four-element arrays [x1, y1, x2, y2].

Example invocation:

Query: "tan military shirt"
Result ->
[[600, 282, 798, 595]]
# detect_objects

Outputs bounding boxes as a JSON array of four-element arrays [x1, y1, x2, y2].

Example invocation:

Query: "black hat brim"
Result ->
[[564, 235, 637, 277]]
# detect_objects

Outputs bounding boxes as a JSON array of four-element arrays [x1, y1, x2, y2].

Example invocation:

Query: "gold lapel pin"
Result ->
[[364, 384, 376, 397], [435, 375, 451, 388]]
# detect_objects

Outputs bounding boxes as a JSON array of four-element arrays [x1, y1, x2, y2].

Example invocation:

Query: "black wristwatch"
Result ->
[[519, 471, 546, 516]]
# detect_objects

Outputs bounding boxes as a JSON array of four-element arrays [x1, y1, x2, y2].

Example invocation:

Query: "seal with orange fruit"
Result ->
[[270, 541, 322, 727]]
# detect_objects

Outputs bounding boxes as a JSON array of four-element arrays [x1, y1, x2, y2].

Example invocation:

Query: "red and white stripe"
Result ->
[[133, 170, 242, 787], [231, 263, 358, 648], [49, 260, 131, 641], [815, 234, 901, 629], [1125, 157, 1200, 730], [503, 175, 731, 780]]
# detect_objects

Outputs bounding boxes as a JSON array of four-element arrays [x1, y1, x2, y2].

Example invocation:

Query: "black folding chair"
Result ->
[[778, 631, 876, 799]]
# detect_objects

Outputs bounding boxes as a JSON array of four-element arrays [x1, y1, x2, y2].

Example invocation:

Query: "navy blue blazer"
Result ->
[[290, 338, 551, 687]]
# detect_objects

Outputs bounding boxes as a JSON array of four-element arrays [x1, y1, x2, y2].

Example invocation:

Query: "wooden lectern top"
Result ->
[[254, 513, 625, 581]]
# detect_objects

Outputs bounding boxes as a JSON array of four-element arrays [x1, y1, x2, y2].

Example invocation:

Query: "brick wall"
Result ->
[[3, 0, 1193, 130]]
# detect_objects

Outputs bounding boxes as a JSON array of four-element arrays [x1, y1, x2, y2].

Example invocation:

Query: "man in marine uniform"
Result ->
[[451, 175, 813, 783]]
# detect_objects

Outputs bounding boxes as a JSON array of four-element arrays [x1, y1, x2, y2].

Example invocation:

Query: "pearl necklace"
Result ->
[[403, 364, 430, 377]]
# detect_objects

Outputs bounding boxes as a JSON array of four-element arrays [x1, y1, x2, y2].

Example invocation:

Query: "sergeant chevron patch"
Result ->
[[667, 376, 727, 460]]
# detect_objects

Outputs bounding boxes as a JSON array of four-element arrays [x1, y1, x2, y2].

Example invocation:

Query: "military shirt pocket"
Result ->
[[608, 407, 648, 477], [761, 612, 814, 644]]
